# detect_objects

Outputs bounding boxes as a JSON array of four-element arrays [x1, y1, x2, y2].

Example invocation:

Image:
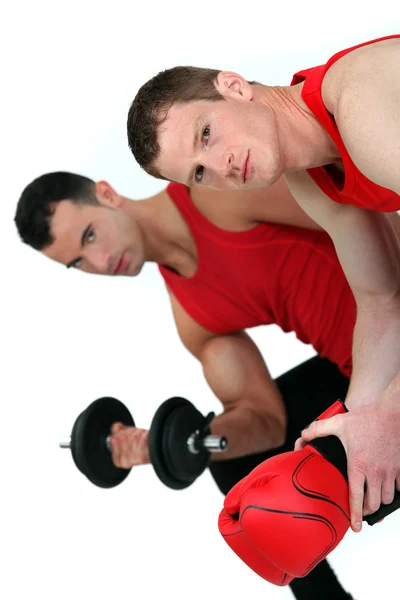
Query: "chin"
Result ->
[[130, 263, 143, 277]]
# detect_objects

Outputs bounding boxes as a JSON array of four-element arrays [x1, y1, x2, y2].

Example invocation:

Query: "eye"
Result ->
[[87, 229, 96, 243], [202, 125, 210, 143], [72, 258, 82, 269], [195, 166, 204, 182]]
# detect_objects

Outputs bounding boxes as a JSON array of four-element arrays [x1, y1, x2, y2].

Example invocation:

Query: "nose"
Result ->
[[87, 249, 111, 274], [205, 152, 234, 179]]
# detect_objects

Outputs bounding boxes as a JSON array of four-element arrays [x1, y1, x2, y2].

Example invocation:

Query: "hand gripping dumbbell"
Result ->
[[60, 396, 228, 489]]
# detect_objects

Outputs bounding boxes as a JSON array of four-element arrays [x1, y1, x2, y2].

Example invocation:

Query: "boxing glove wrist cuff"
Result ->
[[306, 400, 349, 482]]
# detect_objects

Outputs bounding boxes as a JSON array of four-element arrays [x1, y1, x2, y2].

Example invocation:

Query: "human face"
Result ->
[[42, 201, 145, 276], [154, 77, 283, 190]]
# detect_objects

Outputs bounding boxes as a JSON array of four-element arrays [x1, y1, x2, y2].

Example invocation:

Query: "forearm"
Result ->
[[346, 297, 400, 408], [326, 208, 400, 408], [307, 191, 400, 405], [172, 298, 288, 463], [287, 172, 400, 408], [210, 405, 285, 461]]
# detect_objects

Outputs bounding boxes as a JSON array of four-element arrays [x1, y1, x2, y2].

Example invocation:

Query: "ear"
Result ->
[[95, 181, 123, 208], [215, 71, 254, 101]]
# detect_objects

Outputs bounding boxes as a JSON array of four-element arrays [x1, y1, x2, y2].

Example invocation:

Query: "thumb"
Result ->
[[110, 421, 125, 435], [300, 414, 341, 442], [294, 436, 307, 451]]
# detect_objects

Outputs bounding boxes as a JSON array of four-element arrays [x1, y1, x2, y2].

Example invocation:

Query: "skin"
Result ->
[[154, 75, 338, 190], [40, 177, 328, 464], [41, 178, 400, 489], [150, 36, 400, 531]]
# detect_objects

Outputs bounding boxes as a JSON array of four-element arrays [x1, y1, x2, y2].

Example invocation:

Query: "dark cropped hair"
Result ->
[[127, 66, 223, 180], [15, 171, 98, 250]]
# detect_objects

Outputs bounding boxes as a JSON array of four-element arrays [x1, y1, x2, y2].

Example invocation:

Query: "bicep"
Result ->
[[199, 331, 286, 423], [169, 291, 286, 421]]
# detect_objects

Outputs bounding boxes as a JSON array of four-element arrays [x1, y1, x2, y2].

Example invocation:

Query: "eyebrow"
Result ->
[[186, 115, 205, 186], [66, 223, 92, 269]]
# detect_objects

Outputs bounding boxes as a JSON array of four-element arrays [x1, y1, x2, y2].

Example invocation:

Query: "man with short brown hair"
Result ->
[[127, 35, 400, 532]]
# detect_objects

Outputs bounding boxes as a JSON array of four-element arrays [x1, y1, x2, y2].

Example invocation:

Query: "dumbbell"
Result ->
[[60, 396, 228, 490]]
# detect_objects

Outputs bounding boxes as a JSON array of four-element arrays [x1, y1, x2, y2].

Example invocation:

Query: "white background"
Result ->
[[1, 2, 399, 598]]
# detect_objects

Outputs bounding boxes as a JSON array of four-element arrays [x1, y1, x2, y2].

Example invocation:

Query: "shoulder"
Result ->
[[322, 37, 400, 115], [168, 289, 218, 357]]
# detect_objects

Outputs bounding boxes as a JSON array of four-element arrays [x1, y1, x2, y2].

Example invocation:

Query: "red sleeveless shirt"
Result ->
[[158, 183, 355, 376], [291, 35, 400, 212]]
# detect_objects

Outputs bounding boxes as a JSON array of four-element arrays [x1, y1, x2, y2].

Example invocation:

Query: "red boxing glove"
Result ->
[[218, 401, 350, 585]]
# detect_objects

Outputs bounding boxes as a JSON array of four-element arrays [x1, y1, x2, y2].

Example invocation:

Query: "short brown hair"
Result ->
[[127, 66, 223, 180]]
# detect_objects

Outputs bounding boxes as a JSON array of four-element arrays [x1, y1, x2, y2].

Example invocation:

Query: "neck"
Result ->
[[120, 192, 197, 276], [258, 84, 341, 171]]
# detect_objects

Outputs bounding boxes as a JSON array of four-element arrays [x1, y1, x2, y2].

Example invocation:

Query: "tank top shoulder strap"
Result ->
[[166, 182, 272, 244], [165, 182, 204, 228], [291, 34, 400, 87]]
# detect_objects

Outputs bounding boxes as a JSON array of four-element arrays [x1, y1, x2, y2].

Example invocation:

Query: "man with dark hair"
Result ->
[[16, 172, 99, 249], [15, 170, 368, 597], [127, 35, 400, 532]]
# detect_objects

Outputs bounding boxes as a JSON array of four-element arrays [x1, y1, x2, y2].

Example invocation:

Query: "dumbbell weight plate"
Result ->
[[70, 397, 135, 488], [148, 397, 211, 490]]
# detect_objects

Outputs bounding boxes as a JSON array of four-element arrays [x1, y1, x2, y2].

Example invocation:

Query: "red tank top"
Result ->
[[291, 35, 400, 212], [158, 183, 356, 376]]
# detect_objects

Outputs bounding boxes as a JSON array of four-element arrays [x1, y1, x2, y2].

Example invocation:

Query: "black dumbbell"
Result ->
[[60, 396, 228, 489]]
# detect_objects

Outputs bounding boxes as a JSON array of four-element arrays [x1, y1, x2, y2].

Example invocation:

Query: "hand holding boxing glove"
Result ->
[[109, 424, 150, 468], [218, 401, 351, 585]]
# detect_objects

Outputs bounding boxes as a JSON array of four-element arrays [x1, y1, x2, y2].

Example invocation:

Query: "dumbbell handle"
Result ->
[[60, 437, 72, 448], [59, 436, 112, 451], [60, 433, 228, 455], [187, 433, 228, 454]]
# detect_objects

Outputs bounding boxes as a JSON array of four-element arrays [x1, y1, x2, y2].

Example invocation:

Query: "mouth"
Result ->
[[113, 253, 126, 275], [241, 151, 250, 184]]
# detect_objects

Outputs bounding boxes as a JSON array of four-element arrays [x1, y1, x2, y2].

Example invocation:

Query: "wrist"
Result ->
[[141, 429, 151, 465], [377, 374, 400, 416], [344, 392, 372, 410]]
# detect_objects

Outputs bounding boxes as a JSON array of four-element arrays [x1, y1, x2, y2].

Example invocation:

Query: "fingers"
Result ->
[[137, 429, 150, 464], [381, 476, 396, 506], [294, 413, 343, 449], [294, 436, 307, 451], [363, 480, 383, 516], [348, 456, 400, 527], [109, 426, 150, 469], [110, 422, 124, 435], [348, 467, 365, 532], [300, 414, 340, 443], [109, 424, 134, 468], [381, 464, 400, 511]]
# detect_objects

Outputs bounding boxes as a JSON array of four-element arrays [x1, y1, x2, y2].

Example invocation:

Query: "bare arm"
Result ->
[[387, 212, 400, 239], [169, 292, 287, 459], [324, 37, 400, 195], [286, 169, 400, 531], [286, 170, 400, 404]]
